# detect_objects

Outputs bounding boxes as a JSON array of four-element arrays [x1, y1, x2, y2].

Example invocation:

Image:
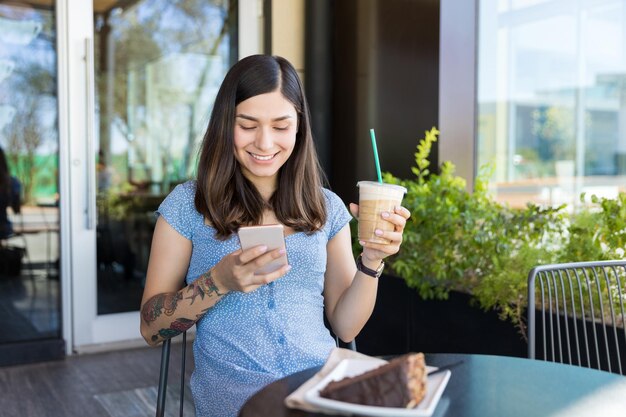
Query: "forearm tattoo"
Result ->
[[142, 270, 227, 343], [186, 270, 228, 304], [141, 292, 182, 324]]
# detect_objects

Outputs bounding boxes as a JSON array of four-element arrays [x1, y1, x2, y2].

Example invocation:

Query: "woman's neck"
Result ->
[[250, 177, 277, 202]]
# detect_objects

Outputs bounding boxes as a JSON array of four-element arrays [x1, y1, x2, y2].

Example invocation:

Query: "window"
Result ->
[[477, 0, 626, 207]]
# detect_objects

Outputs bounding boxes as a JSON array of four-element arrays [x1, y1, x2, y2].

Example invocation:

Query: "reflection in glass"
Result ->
[[478, 0, 626, 208], [94, 0, 237, 314], [0, 2, 60, 344]]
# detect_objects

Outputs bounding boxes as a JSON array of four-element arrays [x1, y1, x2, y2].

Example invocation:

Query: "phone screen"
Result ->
[[237, 224, 288, 274]]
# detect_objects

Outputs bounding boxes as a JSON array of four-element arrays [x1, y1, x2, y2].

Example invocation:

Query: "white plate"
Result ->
[[304, 358, 451, 417]]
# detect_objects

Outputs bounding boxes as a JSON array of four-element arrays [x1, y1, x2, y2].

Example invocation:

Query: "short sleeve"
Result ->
[[156, 181, 202, 240], [323, 188, 352, 240]]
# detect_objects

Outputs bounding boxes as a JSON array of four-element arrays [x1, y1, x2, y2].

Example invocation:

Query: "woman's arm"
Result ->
[[323, 205, 410, 342], [140, 216, 291, 346], [140, 216, 228, 346]]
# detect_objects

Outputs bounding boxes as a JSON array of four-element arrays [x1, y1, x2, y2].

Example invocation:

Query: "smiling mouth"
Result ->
[[249, 152, 278, 161]]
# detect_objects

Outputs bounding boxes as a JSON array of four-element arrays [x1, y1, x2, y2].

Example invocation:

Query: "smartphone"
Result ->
[[237, 224, 288, 274]]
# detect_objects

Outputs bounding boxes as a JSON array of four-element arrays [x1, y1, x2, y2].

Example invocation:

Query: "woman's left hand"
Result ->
[[349, 203, 411, 264]]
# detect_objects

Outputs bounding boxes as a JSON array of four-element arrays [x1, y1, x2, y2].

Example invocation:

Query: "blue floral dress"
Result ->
[[157, 181, 352, 417]]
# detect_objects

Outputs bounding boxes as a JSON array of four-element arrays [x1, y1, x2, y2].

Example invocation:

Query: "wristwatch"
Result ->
[[356, 254, 384, 278]]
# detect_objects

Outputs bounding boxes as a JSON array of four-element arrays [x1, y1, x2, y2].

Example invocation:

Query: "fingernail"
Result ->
[[279, 248, 286, 254], [285, 265, 292, 272], [259, 245, 268, 252], [382, 212, 390, 218], [359, 240, 365, 246], [375, 229, 383, 236]]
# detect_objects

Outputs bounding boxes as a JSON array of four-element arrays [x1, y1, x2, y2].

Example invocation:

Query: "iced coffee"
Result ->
[[357, 181, 407, 244]]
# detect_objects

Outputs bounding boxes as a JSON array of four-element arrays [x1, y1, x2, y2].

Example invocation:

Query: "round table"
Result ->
[[239, 353, 626, 417]]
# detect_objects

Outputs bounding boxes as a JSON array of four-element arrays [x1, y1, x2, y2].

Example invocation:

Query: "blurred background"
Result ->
[[0, 0, 625, 366]]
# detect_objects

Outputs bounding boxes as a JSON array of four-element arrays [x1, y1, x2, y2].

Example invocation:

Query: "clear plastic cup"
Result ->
[[357, 181, 407, 244]]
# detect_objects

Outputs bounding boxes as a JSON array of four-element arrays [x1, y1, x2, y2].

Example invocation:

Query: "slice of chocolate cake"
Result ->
[[319, 352, 427, 408]]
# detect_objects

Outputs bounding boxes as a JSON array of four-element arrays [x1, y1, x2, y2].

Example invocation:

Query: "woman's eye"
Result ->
[[273, 126, 289, 131], [240, 125, 256, 131]]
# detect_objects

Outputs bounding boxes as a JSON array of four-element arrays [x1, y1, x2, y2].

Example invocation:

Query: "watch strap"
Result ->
[[356, 254, 384, 278]]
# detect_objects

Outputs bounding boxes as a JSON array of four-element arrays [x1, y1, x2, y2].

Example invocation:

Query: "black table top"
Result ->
[[239, 352, 626, 417]]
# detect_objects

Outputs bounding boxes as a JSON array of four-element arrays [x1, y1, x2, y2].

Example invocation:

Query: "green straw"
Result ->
[[369, 128, 383, 183]]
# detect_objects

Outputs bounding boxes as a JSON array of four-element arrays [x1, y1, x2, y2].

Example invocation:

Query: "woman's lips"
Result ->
[[248, 152, 278, 161]]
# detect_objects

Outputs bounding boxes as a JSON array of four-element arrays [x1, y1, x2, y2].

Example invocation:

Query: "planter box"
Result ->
[[357, 274, 528, 358]]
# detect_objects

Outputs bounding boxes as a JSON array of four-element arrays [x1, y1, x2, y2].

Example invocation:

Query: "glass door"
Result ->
[[0, 0, 64, 365], [68, 0, 250, 350]]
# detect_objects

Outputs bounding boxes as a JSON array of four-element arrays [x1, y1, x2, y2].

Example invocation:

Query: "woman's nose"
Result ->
[[254, 127, 274, 151]]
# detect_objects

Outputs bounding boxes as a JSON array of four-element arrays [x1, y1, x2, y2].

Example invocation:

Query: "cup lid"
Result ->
[[356, 181, 407, 194]]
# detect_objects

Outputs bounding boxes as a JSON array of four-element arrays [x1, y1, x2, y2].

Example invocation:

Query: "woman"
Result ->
[[0, 147, 21, 239], [140, 54, 410, 416]]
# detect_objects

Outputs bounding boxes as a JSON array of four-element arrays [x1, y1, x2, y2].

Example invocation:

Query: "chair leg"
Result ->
[[347, 339, 357, 352], [335, 336, 357, 351], [156, 338, 171, 417], [179, 332, 186, 417]]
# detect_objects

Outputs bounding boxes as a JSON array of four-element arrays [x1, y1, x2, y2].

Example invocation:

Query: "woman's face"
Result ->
[[233, 90, 298, 189]]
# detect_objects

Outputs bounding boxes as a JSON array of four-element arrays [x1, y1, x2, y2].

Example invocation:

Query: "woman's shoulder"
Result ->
[[167, 180, 197, 200], [157, 180, 202, 238], [321, 187, 344, 205], [320, 187, 352, 238], [159, 180, 199, 212], [321, 187, 350, 216]]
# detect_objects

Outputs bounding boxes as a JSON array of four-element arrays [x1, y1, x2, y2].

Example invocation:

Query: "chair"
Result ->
[[336, 337, 357, 352], [527, 260, 626, 375], [156, 331, 188, 417], [155, 331, 357, 416]]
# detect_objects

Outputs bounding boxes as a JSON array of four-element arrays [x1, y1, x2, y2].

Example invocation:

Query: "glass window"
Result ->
[[0, 1, 61, 344], [477, 0, 626, 208], [94, 0, 236, 314]]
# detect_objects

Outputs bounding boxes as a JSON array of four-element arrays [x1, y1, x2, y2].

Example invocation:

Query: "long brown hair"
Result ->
[[194, 55, 327, 239]]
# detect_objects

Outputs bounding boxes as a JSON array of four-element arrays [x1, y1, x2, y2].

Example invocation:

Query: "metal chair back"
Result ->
[[156, 331, 187, 417], [527, 260, 626, 375]]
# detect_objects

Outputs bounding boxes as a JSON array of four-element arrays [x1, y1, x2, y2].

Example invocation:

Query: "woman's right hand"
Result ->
[[210, 245, 291, 293]]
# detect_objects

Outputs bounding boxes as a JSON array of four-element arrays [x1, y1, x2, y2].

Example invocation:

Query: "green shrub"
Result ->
[[381, 127, 626, 337]]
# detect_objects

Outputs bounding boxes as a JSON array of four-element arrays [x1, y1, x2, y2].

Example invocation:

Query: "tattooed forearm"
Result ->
[[141, 292, 183, 324], [143, 270, 227, 344], [150, 308, 211, 343], [185, 270, 228, 305], [151, 317, 194, 343]]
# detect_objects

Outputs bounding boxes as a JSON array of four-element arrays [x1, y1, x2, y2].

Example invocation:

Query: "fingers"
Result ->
[[382, 206, 409, 230], [358, 205, 411, 261], [349, 203, 359, 218], [249, 263, 291, 286], [247, 247, 288, 275], [238, 245, 268, 264], [360, 234, 401, 254], [232, 246, 289, 291], [394, 205, 411, 219]]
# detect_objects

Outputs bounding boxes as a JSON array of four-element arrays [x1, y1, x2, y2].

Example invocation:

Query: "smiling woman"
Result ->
[[233, 91, 298, 196], [139, 54, 412, 417]]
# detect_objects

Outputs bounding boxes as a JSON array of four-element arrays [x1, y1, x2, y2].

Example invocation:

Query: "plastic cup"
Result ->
[[357, 181, 407, 244]]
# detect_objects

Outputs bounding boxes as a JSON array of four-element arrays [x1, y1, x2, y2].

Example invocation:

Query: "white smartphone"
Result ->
[[237, 224, 288, 274]]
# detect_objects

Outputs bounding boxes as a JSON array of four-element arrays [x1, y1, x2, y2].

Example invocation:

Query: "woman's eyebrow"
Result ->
[[236, 114, 293, 122]]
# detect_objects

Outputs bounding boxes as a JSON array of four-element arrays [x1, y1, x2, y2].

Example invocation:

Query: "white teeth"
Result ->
[[250, 153, 275, 161]]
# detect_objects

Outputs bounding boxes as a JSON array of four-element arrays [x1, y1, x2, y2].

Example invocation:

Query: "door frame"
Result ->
[[59, 0, 263, 354]]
